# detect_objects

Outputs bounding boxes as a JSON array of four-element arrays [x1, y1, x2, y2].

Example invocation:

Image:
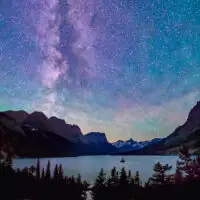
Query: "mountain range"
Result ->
[[112, 138, 163, 153], [0, 111, 116, 157], [113, 101, 200, 155], [1, 101, 200, 157]]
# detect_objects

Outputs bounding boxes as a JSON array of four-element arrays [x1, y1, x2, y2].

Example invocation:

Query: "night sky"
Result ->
[[0, 0, 200, 142]]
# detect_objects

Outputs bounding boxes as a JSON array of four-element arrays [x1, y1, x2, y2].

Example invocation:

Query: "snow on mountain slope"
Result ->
[[112, 138, 163, 151], [112, 140, 126, 148]]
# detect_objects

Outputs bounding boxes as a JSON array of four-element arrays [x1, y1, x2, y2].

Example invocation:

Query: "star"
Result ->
[[0, 0, 200, 142]]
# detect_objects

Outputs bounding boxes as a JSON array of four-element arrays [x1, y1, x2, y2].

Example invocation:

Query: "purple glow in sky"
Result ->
[[0, 0, 200, 141]]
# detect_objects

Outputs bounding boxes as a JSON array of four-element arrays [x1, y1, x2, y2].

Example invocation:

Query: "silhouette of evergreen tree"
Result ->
[[134, 170, 141, 186], [178, 145, 195, 181], [119, 167, 128, 185], [105, 167, 120, 200], [29, 165, 36, 176], [177, 145, 200, 181], [45, 160, 51, 180], [0, 151, 90, 200], [92, 168, 107, 200], [107, 167, 118, 186], [2, 143, 200, 200], [149, 162, 172, 185], [144, 179, 150, 188], [58, 164, 64, 180], [41, 168, 45, 179], [53, 164, 59, 181], [36, 158, 40, 180], [3, 149, 13, 169], [77, 173, 82, 184], [118, 167, 131, 200], [194, 156, 200, 179], [174, 160, 183, 184], [127, 169, 132, 182]]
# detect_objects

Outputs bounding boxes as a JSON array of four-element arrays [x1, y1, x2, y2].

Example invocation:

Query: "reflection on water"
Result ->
[[13, 155, 178, 184]]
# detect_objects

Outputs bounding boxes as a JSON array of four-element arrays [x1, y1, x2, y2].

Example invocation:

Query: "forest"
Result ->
[[1, 146, 200, 200]]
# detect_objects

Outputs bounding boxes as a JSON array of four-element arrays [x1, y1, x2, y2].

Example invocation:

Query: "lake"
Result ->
[[13, 155, 178, 184]]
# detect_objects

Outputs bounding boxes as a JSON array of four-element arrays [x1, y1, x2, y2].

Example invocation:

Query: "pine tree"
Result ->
[[4, 149, 13, 169], [105, 167, 119, 200], [53, 164, 59, 181], [144, 180, 150, 188], [174, 161, 183, 184], [29, 165, 36, 176], [94, 168, 106, 187], [179, 145, 191, 162], [119, 167, 128, 186], [134, 171, 141, 186], [22, 167, 29, 175], [36, 158, 40, 180], [69, 175, 75, 186], [194, 156, 200, 179], [177, 146, 200, 181], [107, 167, 118, 186], [0, 130, 3, 161], [128, 170, 132, 183], [45, 160, 51, 180], [178, 146, 195, 181], [119, 167, 133, 200], [76, 174, 85, 200], [77, 173, 82, 185], [149, 162, 172, 185], [58, 164, 64, 180], [92, 168, 107, 200], [41, 168, 45, 179]]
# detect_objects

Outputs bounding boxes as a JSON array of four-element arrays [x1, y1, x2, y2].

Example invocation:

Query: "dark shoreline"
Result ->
[[14, 154, 180, 159]]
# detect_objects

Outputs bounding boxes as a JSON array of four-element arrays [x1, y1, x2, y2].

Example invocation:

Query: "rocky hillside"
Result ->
[[84, 132, 108, 144], [70, 132, 116, 156], [0, 110, 117, 157], [0, 112, 73, 158], [23, 112, 83, 142], [3, 100, 200, 157]]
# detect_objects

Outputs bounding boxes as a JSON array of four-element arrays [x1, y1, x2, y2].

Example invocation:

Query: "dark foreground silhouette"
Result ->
[[1, 146, 200, 200]]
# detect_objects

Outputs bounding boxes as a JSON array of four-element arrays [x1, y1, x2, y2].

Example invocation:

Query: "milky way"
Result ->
[[0, 0, 200, 141]]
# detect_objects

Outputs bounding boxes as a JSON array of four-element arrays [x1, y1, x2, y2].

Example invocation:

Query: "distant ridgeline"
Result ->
[[1, 101, 200, 157]]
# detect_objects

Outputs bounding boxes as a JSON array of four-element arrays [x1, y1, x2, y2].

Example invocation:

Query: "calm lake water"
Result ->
[[13, 155, 178, 184]]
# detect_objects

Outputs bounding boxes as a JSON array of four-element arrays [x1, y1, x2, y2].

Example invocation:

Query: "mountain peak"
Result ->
[[4, 110, 29, 123], [112, 137, 163, 152], [164, 100, 200, 147], [127, 138, 137, 143], [49, 116, 65, 123], [23, 111, 48, 130], [86, 132, 106, 136], [84, 132, 108, 144], [30, 111, 48, 119], [46, 117, 82, 141], [187, 101, 200, 124]]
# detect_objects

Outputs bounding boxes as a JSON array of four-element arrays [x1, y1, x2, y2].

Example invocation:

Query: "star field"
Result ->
[[0, 0, 200, 141]]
